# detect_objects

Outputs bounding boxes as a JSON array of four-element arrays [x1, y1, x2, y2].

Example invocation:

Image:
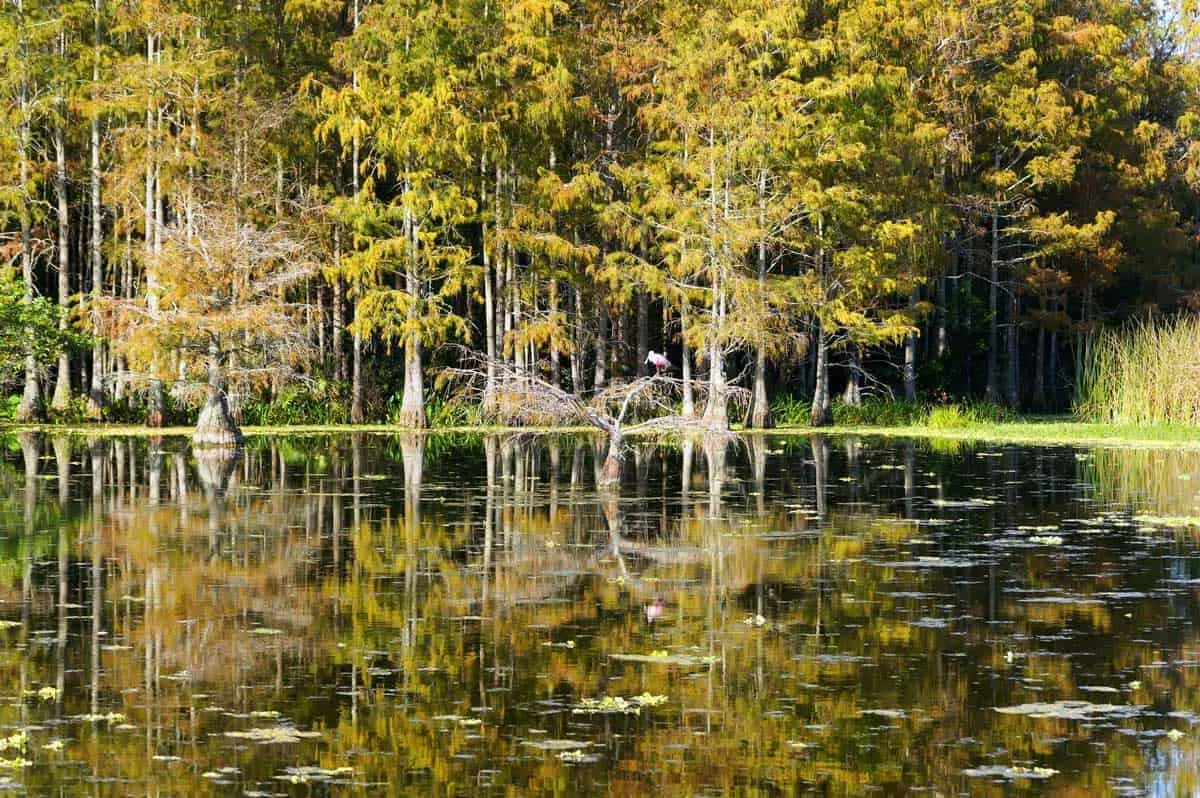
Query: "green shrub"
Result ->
[[241, 384, 349, 426], [771, 394, 1008, 428], [423, 395, 481, 428], [768, 395, 811, 426], [46, 396, 91, 425], [832, 398, 929, 426], [0, 395, 18, 422], [926, 401, 1008, 429]]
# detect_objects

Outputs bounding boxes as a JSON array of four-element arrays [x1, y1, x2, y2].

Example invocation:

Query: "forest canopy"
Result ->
[[4, 0, 1200, 428]]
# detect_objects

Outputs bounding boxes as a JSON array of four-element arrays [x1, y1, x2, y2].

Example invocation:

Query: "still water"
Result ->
[[1, 431, 1199, 795]]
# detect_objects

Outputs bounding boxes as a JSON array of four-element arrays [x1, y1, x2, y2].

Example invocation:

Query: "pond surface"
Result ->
[[0, 431, 1199, 794]]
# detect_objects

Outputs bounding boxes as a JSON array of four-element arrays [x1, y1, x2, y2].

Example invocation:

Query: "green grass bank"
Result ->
[[3, 416, 1199, 449]]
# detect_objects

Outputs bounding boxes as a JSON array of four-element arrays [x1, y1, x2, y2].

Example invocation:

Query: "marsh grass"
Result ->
[[1077, 315, 1200, 425]]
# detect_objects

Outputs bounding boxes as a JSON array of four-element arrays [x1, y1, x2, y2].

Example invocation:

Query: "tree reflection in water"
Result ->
[[0, 433, 1196, 793]]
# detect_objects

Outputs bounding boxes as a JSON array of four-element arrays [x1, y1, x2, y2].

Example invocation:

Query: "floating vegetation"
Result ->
[[875, 557, 975, 569], [558, 749, 600, 764], [41, 741, 63, 752], [0, 622, 20, 630], [0, 733, 28, 770], [78, 712, 125, 724], [521, 739, 590, 751], [223, 727, 322, 744], [609, 651, 711, 667], [742, 614, 767, 627], [963, 765, 1059, 780], [931, 498, 995, 508], [277, 766, 353, 784], [1018, 596, 1104, 605], [573, 694, 668, 716], [859, 709, 907, 720], [909, 617, 949, 628], [250, 628, 285, 636], [994, 701, 1144, 720]]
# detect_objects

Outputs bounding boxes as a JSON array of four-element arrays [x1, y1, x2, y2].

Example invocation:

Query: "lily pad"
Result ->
[[224, 727, 321, 744], [963, 765, 1059, 779], [994, 701, 1144, 720]]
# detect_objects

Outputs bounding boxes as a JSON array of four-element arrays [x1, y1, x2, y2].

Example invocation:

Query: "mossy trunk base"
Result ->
[[16, 365, 44, 423], [146, 380, 166, 428], [85, 392, 107, 421], [394, 404, 427, 429], [745, 394, 774, 429], [15, 393, 44, 423], [194, 392, 243, 450]]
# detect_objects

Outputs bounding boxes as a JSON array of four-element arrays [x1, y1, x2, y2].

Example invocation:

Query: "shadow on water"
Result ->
[[1, 431, 1200, 792]]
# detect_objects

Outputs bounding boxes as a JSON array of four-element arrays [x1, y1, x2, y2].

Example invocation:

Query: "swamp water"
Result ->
[[0, 432, 1199, 795]]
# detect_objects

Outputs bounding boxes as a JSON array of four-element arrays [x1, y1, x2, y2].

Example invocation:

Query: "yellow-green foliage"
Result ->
[[1077, 316, 1200, 425]]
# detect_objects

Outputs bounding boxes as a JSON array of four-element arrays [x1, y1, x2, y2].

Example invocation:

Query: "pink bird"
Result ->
[[645, 350, 672, 374], [644, 599, 664, 623]]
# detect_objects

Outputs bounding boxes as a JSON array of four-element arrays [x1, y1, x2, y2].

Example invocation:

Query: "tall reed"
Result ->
[[1076, 315, 1200, 425]]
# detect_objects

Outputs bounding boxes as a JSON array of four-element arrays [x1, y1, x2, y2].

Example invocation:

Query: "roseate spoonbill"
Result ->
[[645, 599, 664, 623], [645, 350, 671, 374]]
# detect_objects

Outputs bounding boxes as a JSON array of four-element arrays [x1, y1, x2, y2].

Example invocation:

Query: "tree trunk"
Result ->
[[680, 301, 694, 418], [144, 33, 164, 428], [1048, 326, 1058, 410], [746, 187, 772, 429], [550, 279, 561, 387], [86, 22, 106, 419], [396, 267, 427, 429], [936, 266, 949, 359], [194, 341, 242, 449], [570, 284, 584, 394], [52, 118, 72, 413], [483, 225, 497, 405], [985, 198, 1000, 402], [702, 338, 728, 428], [747, 347, 773, 427], [903, 287, 918, 401], [1034, 294, 1046, 409], [593, 302, 607, 391], [810, 326, 831, 427], [588, 412, 624, 487], [636, 289, 648, 377], [395, 337, 426, 428], [15, 4, 43, 423], [333, 231, 346, 382], [1007, 288, 1019, 407], [842, 344, 862, 406], [351, 328, 363, 423], [702, 269, 728, 429], [315, 279, 326, 364]]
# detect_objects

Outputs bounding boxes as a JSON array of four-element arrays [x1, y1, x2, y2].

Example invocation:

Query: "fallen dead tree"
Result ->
[[441, 347, 748, 485]]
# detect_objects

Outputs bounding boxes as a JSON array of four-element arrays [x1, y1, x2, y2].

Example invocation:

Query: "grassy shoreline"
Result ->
[[1, 416, 1199, 448]]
